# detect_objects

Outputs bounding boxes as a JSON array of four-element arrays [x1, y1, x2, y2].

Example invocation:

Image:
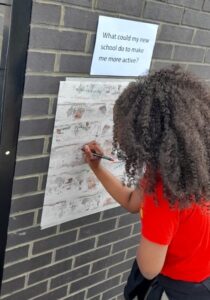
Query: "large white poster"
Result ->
[[41, 78, 130, 229], [90, 16, 158, 76]]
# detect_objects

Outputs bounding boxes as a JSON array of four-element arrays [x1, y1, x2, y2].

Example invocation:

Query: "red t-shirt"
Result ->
[[140, 177, 210, 282]]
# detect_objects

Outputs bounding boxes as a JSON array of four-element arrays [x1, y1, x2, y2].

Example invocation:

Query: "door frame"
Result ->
[[0, 0, 32, 292]]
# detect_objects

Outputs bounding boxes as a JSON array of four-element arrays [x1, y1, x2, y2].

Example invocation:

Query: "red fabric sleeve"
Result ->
[[141, 180, 180, 245]]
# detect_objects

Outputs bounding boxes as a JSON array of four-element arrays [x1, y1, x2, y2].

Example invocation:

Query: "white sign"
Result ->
[[41, 78, 130, 229], [90, 16, 158, 77]]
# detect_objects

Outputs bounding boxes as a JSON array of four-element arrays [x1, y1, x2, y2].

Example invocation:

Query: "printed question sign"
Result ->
[[91, 16, 158, 77]]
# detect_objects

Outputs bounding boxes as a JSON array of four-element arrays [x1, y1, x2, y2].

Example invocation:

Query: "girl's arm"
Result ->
[[136, 236, 168, 279], [92, 164, 142, 213], [83, 142, 143, 213], [83, 142, 168, 279]]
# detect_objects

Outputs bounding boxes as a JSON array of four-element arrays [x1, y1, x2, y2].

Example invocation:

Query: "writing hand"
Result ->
[[82, 141, 104, 170]]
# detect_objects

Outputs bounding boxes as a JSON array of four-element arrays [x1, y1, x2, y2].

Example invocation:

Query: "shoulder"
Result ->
[[142, 176, 177, 212]]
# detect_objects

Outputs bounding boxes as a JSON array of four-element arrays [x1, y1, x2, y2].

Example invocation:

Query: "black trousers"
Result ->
[[124, 259, 210, 300], [157, 275, 210, 300], [124, 260, 163, 300]]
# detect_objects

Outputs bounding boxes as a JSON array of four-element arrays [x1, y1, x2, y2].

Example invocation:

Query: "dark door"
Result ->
[[0, 0, 32, 292]]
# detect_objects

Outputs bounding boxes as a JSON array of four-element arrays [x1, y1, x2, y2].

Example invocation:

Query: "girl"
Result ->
[[83, 65, 210, 299]]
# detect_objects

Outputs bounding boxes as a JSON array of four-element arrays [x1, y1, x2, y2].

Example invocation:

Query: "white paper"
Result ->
[[41, 78, 130, 229], [90, 16, 158, 77]]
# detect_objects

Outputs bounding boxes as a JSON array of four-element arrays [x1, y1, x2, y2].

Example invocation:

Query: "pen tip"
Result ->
[[111, 158, 119, 163]]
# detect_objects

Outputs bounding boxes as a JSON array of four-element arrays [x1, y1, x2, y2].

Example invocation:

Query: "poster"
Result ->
[[90, 16, 158, 76], [41, 78, 130, 229]]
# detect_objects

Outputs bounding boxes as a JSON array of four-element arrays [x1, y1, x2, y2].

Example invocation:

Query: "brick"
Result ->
[[88, 33, 96, 54], [173, 45, 205, 62], [75, 245, 111, 267], [133, 222, 141, 234], [32, 230, 77, 254], [12, 177, 38, 195], [32, 286, 67, 300], [10, 193, 44, 214], [14, 157, 49, 176], [90, 296, 101, 300], [60, 212, 100, 231], [126, 246, 138, 259], [96, 0, 143, 16], [51, 265, 89, 288], [30, 28, 86, 51], [159, 24, 194, 43], [205, 49, 210, 63], [122, 270, 130, 283], [41, 174, 47, 190], [63, 291, 85, 300], [46, 136, 53, 154], [108, 258, 133, 277], [35, 208, 43, 223], [79, 219, 116, 239], [153, 43, 173, 60], [1, 276, 25, 296], [182, 9, 210, 30], [28, 259, 72, 284], [51, 98, 58, 115], [36, 209, 42, 225], [1, 282, 47, 300], [59, 54, 92, 73], [19, 119, 54, 137], [24, 75, 64, 95], [102, 206, 127, 219], [3, 253, 52, 280], [4, 245, 29, 264], [52, 0, 92, 7], [92, 251, 125, 273], [70, 270, 106, 293], [8, 212, 34, 232], [187, 64, 210, 79], [6, 226, 56, 248], [27, 52, 55, 73], [102, 283, 125, 300], [118, 213, 139, 227], [97, 226, 132, 246], [112, 235, 140, 253], [64, 7, 98, 31], [87, 275, 120, 298], [203, 0, 210, 12], [193, 30, 210, 46], [143, 2, 183, 23], [55, 238, 95, 261], [17, 138, 45, 156], [167, 0, 204, 10], [21, 98, 50, 117], [117, 295, 124, 300], [32, 2, 61, 25]]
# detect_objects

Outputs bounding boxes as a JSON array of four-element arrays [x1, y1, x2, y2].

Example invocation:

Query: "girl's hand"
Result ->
[[82, 141, 104, 170]]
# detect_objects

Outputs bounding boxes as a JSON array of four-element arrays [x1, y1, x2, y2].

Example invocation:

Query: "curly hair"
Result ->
[[113, 65, 210, 207]]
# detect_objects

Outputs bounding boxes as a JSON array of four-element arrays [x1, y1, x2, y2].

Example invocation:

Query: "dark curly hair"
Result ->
[[113, 65, 210, 207]]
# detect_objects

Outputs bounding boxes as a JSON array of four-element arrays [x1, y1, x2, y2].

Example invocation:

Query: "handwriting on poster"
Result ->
[[41, 78, 130, 229]]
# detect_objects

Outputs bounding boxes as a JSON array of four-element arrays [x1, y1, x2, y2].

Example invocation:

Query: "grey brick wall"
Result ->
[[1, 0, 210, 299]]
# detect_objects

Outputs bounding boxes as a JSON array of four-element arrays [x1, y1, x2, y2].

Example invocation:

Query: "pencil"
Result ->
[[81, 148, 116, 161], [92, 152, 115, 161], [81, 147, 115, 162]]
